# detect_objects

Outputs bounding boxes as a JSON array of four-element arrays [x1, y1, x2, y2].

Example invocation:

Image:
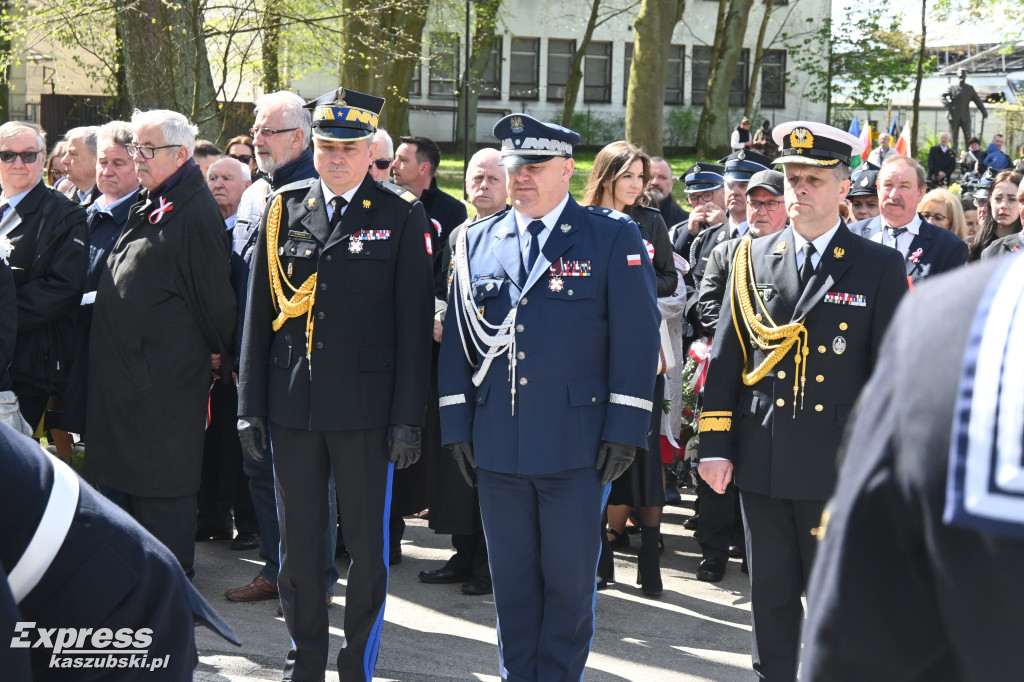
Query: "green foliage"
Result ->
[[916, 124, 940, 166], [664, 107, 699, 150], [568, 111, 625, 146]]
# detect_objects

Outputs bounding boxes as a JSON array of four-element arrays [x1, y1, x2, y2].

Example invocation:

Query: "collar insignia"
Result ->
[[561, 223, 571, 233], [362, 199, 371, 209], [775, 241, 787, 253], [833, 246, 846, 260]]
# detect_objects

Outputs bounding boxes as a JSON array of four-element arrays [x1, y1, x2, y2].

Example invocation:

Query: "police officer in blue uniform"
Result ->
[[237, 87, 433, 682], [438, 114, 660, 682]]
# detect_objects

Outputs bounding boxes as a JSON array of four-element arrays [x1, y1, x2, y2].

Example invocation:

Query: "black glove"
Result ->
[[450, 441, 477, 488], [595, 441, 636, 485], [237, 416, 270, 462], [388, 424, 422, 469]]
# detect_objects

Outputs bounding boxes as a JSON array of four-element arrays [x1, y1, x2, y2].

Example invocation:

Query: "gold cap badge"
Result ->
[[790, 127, 814, 149]]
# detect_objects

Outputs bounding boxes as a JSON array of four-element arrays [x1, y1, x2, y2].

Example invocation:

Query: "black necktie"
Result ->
[[0, 202, 7, 222], [887, 226, 907, 246], [329, 196, 347, 232], [799, 242, 816, 289], [525, 220, 545, 272]]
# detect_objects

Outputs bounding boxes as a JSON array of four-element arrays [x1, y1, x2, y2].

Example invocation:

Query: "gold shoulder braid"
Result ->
[[266, 194, 317, 374], [729, 237, 809, 417]]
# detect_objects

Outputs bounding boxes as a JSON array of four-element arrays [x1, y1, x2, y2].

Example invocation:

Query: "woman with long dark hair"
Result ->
[[970, 170, 1021, 260], [582, 141, 676, 596]]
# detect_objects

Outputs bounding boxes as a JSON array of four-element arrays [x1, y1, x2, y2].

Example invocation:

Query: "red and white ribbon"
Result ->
[[148, 197, 174, 224]]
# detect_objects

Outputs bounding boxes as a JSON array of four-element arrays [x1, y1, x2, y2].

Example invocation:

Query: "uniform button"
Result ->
[[316, 342, 324, 349], [839, 322, 848, 331], [516, 351, 525, 360], [305, 249, 313, 256], [814, 404, 824, 412], [516, 324, 524, 332], [567, 289, 574, 296], [591, 396, 597, 403], [520, 297, 528, 305], [519, 377, 528, 385], [290, 247, 296, 254], [817, 345, 827, 354], [816, 374, 824, 382], [317, 312, 326, 320], [777, 370, 787, 379], [325, 254, 332, 262], [320, 282, 328, 291], [776, 398, 785, 407]]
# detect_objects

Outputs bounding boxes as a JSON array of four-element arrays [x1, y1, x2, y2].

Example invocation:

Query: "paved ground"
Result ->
[[192, 493, 754, 682]]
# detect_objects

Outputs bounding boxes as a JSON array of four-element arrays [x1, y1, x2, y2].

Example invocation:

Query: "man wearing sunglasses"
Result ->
[[368, 128, 393, 183], [0, 121, 88, 434]]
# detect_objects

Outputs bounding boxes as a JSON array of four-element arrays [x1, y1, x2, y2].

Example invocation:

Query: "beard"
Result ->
[[649, 187, 665, 203]]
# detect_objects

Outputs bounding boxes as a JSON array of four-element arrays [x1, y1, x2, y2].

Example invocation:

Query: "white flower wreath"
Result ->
[[0, 234, 12, 264]]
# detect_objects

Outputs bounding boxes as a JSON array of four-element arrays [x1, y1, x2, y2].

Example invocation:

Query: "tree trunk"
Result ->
[[0, 0, 9, 124], [624, 0, 685, 156], [560, 0, 602, 128], [910, 0, 927, 158], [695, 0, 753, 159], [744, 0, 774, 120], [262, 0, 281, 92]]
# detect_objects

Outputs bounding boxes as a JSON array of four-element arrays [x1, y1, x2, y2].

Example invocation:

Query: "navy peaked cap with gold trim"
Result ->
[[719, 149, 774, 182], [682, 163, 725, 192], [493, 113, 581, 166], [304, 87, 385, 141], [771, 120, 864, 167]]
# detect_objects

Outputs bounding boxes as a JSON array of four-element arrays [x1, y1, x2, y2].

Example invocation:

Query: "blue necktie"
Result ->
[[525, 220, 545, 272]]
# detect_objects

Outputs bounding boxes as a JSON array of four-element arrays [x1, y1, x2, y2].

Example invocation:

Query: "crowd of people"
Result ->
[[2, 91, 1023, 682]]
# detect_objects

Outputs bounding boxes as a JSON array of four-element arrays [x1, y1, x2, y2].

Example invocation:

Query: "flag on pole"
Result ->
[[860, 122, 872, 163], [889, 118, 898, 137], [848, 117, 862, 170], [894, 121, 912, 156]]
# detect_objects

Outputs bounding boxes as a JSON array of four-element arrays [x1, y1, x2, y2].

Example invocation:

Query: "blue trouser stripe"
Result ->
[[362, 460, 394, 679]]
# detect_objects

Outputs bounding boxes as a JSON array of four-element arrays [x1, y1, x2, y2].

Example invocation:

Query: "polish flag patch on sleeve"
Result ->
[[424, 233, 433, 255], [627, 254, 642, 266]]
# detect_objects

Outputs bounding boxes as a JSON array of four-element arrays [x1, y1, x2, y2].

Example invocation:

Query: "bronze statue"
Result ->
[[942, 68, 988, 150]]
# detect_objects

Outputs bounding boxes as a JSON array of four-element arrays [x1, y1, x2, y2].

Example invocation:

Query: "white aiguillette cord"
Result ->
[[452, 225, 520, 414]]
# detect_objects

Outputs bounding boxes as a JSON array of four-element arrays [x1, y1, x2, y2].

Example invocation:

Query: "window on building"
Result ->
[[409, 57, 422, 98], [761, 49, 786, 109], [623, 44, 685, 104], [623, 43, 632, 104], [583, 41, 612, 103], [691, 46, 749, 107], [478, 37, 503, 100], [547, 38, 575, 102], [510, 37, 540, 100], [429, 32, 460, 99]]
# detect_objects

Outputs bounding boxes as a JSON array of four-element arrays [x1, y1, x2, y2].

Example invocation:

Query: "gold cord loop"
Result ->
[[266, 195, 317, 362]]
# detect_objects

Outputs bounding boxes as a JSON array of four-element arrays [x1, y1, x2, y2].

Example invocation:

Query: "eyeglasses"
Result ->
[[229, 153, 253, 164], [125, 143, 180, 160], [748, 199, 782, 212], [373, 159, 392, 170], [919, 212, 947, 223], [0, 150, 41, 164], [249, 127, 297, 138], [687, 190, 717, 205]]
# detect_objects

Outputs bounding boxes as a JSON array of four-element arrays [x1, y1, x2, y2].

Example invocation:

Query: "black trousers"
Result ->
[[122, 493, 198, 579], [197, 379, 258, 535], [271, 423, 392, 682], [697, 478, 742, 562], [740, 489, 825, 682]]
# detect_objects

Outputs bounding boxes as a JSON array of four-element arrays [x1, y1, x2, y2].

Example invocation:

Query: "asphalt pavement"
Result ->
[[192, 491, 754, 682]]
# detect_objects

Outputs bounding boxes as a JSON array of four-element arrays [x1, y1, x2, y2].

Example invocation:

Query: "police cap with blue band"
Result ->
[[719, 149, 774, 182], [682, 163, 725, 193], [494, 113, 581, 166], [771, 120, 864, 167], [304, 87, 385, 141]]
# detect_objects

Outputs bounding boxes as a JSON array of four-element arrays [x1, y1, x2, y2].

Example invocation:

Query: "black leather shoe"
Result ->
[[461, 576, 492, 595], [697, 558, 726, 582], [728, 544, 744, 559], [683, 515, 700, 531], [418, 566, 471, 584], [389, 547, 402, 566], [231, 532, 260, 551]]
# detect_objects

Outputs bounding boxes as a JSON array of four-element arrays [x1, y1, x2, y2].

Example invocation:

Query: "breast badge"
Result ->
[[832, 336, 847, 355]]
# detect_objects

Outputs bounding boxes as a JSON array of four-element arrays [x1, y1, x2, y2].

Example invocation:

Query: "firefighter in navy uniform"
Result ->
[[236, 88, 433, 682], [438, 114, 660, 682], [697, 121, 908, 682]]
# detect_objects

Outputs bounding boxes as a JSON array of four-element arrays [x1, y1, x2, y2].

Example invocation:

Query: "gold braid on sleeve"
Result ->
[[266, 194, 317, 362], [729, 237, 809, 417]]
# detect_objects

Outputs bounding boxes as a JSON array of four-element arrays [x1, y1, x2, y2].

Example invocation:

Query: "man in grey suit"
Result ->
[[941, 69, 988, 150]]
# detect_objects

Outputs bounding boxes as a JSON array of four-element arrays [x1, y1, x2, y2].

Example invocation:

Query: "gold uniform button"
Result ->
[[777, 370, 787, 379], [816, 374, 824, 382], [839, 322, 848, 331], [814, 404, 824, 412], [776, 398, 785, 407], [818, 345, 827, 354]]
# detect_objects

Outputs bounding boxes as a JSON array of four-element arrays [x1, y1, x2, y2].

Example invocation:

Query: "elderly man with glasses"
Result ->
[[85, 109, 236, 579], [0, 121, 88, 435]]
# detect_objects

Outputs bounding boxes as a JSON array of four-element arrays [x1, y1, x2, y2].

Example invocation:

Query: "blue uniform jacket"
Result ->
[[438, 196, 660, 475]]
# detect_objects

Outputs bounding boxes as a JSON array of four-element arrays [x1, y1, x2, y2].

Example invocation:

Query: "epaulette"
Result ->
[[377, 181, 418, 204], [272, 177, 317, 196], [585, 205, 632, 224]]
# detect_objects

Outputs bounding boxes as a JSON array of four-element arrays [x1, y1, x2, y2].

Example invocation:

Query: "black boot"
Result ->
[[597, 529, 615, 590], [637, 527, 663, 597]]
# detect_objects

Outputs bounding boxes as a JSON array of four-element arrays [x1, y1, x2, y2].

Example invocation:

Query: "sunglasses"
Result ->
[[229, 153, 253, 164], [373, 159, 392, 170], [0, 150, 41, 164]]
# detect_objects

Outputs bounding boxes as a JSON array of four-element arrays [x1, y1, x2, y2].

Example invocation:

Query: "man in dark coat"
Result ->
[[237, 87, 433, 682], [0, 121, 88, 431], [0, 422, 240, 680], [85, 109, 236, 579], [698, 121, 908, 681], [801, 254, 1024, 681], [927, 132, 957, 187], [848, 155, 969, 286], [648, 156, 689, 228]]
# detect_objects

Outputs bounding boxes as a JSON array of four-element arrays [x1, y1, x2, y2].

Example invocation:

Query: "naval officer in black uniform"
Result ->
[[697, 121, 908, 681], [237, 88, 433, 682], [438, 114, 660, 682]]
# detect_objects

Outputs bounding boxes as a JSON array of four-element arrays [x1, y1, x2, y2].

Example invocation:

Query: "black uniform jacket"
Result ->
[[682, 220, 731, 335], [238, 174, 433, 431], [631, 205, 678, 298], [698, 223, 907, 501]]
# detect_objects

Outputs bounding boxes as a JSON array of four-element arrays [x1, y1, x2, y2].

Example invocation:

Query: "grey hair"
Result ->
[[63, 126, 98, 155], [833, 164, 852, 183], [0, 121, 46, 153], [880, 154, 926, 188], [371, 129, 394, 159], [210, 156, 252, 182], [254, 91, 311, 144], [130, 109, 199, 156], [95, 120, 134, 149]]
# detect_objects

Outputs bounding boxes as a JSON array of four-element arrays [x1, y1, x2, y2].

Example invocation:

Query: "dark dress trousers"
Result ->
[[847, 215, 969, 284], [439, 198, 660, 682], [699, 223, 907, 681], [238, 174, 433, 682], [802, 255, 1024, 681]]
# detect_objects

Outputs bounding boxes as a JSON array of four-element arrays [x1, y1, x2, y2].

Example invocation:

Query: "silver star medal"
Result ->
[[349, 238, 364, 254], [549, 276, 564, 292]]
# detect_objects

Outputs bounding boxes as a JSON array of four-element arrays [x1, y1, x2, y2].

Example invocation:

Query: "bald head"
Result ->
[[465, 148, 507, 218], [207, 156, 252, 220]]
